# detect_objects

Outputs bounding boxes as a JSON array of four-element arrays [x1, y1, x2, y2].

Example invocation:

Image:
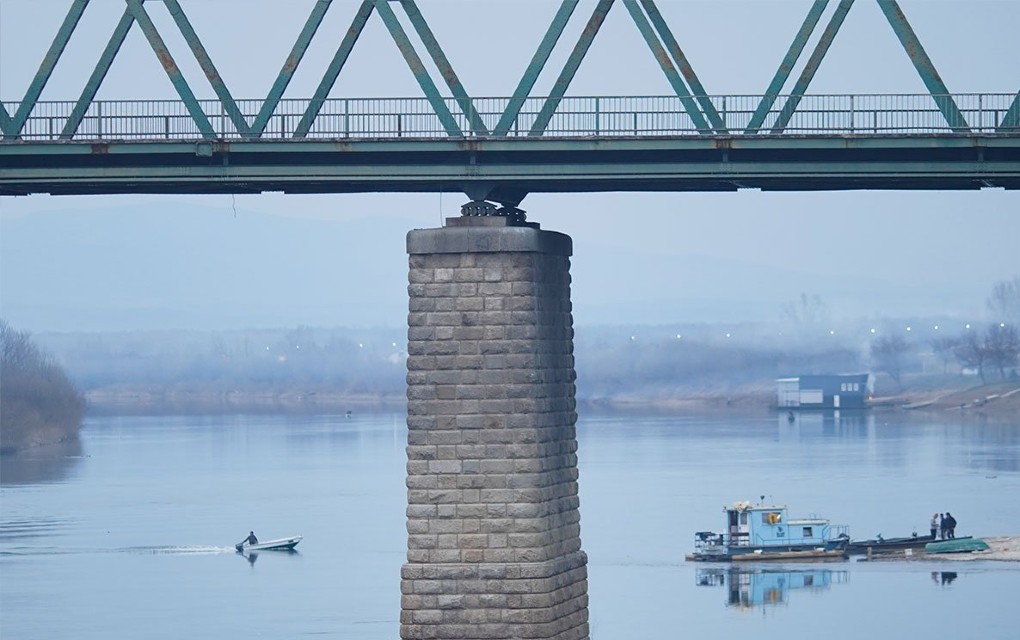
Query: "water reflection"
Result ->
[[236, 548, 300, 567], [0, 439, 83, 486], [696, 567, 849, 609], [932, 571, 958, 587]]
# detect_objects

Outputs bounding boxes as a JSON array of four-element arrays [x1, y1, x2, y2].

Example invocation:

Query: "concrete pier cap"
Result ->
[[402, 214, 589, 640]]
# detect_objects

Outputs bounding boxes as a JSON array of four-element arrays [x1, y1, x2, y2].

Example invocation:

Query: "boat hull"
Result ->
[[847, 535, 936, 555], [686, 543, 848, 563], [924, 538, 989, 554], [235, 536, 302, 552]]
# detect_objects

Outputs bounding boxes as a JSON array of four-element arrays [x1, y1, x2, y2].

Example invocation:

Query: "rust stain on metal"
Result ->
[[713, 138, 733, 150], [91, 143, 109, 154], [155, 50, 179, 74], [456, 140, 484, 152]]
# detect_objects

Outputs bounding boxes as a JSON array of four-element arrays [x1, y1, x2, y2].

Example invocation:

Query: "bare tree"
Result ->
[[987, 276, 1020, 325], [782, 293, 829, 328], [870, 335, 910, 384], [929, 336, 960, 374], [953, 330, 989, 383], [984, 323, 1020, 380]]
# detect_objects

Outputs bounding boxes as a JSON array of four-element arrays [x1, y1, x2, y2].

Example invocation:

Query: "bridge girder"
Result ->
[[3, 134, 1018, 197]]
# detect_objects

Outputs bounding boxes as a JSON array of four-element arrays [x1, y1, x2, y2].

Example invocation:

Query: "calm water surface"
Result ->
[[2, 410, 1018, 639]]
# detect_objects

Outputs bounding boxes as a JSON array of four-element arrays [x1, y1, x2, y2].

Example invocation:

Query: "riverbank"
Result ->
[[80, 381, 1020, 418], [862, 536, 1020, 562]]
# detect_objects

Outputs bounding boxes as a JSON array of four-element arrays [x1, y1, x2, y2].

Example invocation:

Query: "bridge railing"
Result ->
[[4, 94, 1017, 141]]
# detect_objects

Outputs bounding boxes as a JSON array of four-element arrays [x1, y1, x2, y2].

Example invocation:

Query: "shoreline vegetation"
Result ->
[[0, 321, 86, 454]]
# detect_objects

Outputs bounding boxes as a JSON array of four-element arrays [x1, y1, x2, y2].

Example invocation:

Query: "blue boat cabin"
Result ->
[[724, 503, 835, 548]]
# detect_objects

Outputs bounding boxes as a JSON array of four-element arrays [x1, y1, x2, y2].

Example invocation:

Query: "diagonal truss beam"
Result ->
[[0, 104, 13, 136], [249, 0, 333, 137], [746, 0, 828, 133], [638, 0, 725, 133], [372, 0, 462, 136], [295, 0, 375, 138], [876, 0, 969, 132], [400, 0, 487, 135], [530, 0, 615, 136], [622, 0, 710, 133], [1, 0, 1010, 142], [61, 5, 136, 139], [494, 0, 579, 136], [5, 0, 89, 139], [127, 0, 215, 138], [771, 0, 854, 133], [1001, 92, 1020, 131], [163, 0, 250, 136]]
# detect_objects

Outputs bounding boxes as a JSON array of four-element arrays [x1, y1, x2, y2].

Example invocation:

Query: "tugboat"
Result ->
[[685, 499, 849, 562]]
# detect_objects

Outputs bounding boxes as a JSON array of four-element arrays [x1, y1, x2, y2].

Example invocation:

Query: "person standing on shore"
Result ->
[[930, 513, 939, 540], [944, 512, 957, 539]]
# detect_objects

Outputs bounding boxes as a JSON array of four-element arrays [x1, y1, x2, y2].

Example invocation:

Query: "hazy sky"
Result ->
[[1, 0, 1018, 332]]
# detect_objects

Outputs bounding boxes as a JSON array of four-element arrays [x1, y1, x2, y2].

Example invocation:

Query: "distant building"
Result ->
[[776, 374, 872, 409]]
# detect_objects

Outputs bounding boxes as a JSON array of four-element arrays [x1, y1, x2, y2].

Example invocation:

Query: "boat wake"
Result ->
[[0, 544, 237, 557]]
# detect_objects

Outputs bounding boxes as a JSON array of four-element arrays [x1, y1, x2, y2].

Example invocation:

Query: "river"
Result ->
[[1, 410, 1017, 639]]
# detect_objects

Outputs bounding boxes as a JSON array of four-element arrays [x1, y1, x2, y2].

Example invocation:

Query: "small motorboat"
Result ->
[[924, 537, 989, 554], [847, 533, 967, 555], [235, 536, 302, 553]]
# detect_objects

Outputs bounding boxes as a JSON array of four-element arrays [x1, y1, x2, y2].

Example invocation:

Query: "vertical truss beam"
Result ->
[[1001, 92, 1020, 131], [746, 0, 828, 133], [530, 0, 615, 136], [639, 0, 725, 132], [61, 6, 136, 139], [494, 0, 579, 136], [6, 0, 89, 139], [771, 0, 854, 134], [373, 0, 462, 136], [249, 0, 333, 137], [876, 0, 969, 132], [163, 0, 249, 136], [295, 0, 375, 138], [127, 0, 214, 138], [400, 0, 487, 135], [622, 0, 710, 133]]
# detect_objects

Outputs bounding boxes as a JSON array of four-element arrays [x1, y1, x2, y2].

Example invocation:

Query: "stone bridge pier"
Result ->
[[401, 216, 589, 640]]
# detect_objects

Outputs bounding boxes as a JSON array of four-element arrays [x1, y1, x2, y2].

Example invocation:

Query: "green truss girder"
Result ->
[[0, 0, 1014, 141]]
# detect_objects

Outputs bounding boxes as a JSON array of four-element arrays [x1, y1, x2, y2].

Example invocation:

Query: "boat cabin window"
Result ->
[[762, 512, 782, 525], [803, 526, 813, 537], [740, 513, 747, 525]]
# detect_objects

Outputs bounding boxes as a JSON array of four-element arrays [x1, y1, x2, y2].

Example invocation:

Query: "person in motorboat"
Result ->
[[242, 531, 258, 547]]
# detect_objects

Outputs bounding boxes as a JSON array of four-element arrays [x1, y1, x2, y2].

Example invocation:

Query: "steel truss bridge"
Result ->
[[1, 0, 1018, 205]]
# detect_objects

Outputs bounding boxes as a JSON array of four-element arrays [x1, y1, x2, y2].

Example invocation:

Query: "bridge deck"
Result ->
[[2, 95, 1019, 196]]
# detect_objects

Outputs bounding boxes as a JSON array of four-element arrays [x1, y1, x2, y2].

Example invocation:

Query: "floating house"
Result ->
[[776, 373, 871, 410]]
